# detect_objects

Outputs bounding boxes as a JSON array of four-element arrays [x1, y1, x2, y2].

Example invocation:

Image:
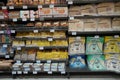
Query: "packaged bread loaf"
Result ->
[[39, 0, 44, 4], [80, 4, 97, 16], [35, 22, 43, 27], [39, 8, 52, 17], [9, 11, 20, 19], [97, 2, 115, 15], [112, 18, 120, 31], [33, 0, 39, 5], [115, 2, 120, 15], [60, 21, 68, 27], [45, 0, 51, 4], [20, 11, 29, 19], [84, 19, 97, 31], [97, 18, 111, 31], [53, 21, 60, 27], [69, 6, 81, 16], [43, 22, 51, 27]]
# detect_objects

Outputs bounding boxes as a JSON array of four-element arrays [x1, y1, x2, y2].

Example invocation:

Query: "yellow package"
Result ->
[[104, 36, 120, 54]]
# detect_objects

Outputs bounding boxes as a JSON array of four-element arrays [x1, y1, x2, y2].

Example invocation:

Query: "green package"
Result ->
[[87, 54, 106, 71], [86, 37, 104, 54]]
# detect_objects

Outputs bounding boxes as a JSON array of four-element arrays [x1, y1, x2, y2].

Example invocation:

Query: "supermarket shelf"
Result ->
[[0, 54, 14, 59], [69, 15, 120, 19], [67, 0, 120, 5], [68, 31, 120, 36], [7, 4, 68, 10], [13, 46, 68, 50]]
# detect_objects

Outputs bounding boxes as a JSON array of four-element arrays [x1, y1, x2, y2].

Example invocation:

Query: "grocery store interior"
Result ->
[[0, 0, 120, 80]]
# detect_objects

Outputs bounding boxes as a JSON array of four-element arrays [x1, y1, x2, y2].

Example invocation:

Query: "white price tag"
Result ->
[[30, 18, 35, 21], [33, 30, 38, 33], [10, 51, 14, 54], [47, 60, 51, 63], [23, 6, 28, 9], [3, 44, 7, 48], [1, 24, 5, 27], [36, 60, 41, 63], [39, 47, 44, 50], [33, 71, 37, 74], [0, 31, 4, 34], [17, 71, 22, 74], [38, 5, 43, 8], [16, 60, 21, 63], [69, 17, 74, 20], [9, 6, 14, 9], [12, 71, 16, 74], [68, 1, 73, 4], [72, 32, 77, 35], [22, 18, 27, 21], [61, 71, 65, 74], [17, 47, 21, 50], [50, 29, 55, 32], [5, 55, 10, 58], [48, 71, 52, 74], [2, 6, 7, 9], [11, 30, 15, 33], [13, 18, 17, 22], [114, 35, 119, 38], [95, 35, 99, 38], [48, 38, 53, 41], [49, 5, 54, 8], [23, 71, 28, 74]]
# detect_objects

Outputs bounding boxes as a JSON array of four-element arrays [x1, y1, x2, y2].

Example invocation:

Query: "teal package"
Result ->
[[87, 54, 106, 71], [86, 37, 104, 54], [69, 55, 86, 68]]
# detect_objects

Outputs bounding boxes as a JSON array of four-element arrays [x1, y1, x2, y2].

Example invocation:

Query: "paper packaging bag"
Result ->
[[9, 11, 20, 19], [69, 19, 84, 32], [80, 4, 97, 16], [69, 6, 81, 16], [112, 18, 120, 31], [39, 8, 52, 17], [97, 2, 115, 15], [84, 19, 97, 31], [20, 11, 29, 19], [97, 18, 111, 31], [53, 7, 68, 17], [115, 2, 120, 15]]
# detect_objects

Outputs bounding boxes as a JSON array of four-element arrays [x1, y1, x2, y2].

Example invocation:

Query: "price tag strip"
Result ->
[[5, 55, 10, 58], [11, 30, 15, 33], [48, 71, 52, 74], [13, 18, 17, 22], [9, 6, 14, 9], [23, 6, 28, 9], [33, 30, 38, 33], [39, 47, 44, 50], [72, 32, 77, 35], [33, 71, 37, 74]]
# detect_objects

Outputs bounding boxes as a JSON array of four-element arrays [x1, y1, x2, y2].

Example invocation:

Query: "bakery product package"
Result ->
[[105, 53, 120, 72], [68, 19, 84, 32], [39, 8, 52, 17], [86, 36, 104, 54], [112, 18, 120, 31], [104, 36, 120, 54], [80, 4, 97, 16], [69, 37, 85, 55], [84, 18, 97, 31], [97, 18, 112, 31], [69, 6, 81, 16], [87, 54, 106, 71], [97, 2, 115, 15], [115, 2, 120, 15], [20, 10, 29, 19], [69, 54, 86, 69]]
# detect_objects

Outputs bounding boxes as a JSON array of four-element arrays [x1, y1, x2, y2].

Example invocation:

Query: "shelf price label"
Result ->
[[23, 71, 28, 74], [50, 29, 55, 32], [72, 32, 77, 35], [13, 18, 17, 22], [3, 44, 7, 48], [33, 30, 38, 33], [12, 71, 16, 74], [33, 71, 37, 74], [68, 1, 73, 4], [47, 60, 51, 63], [17, 47, 21, 50], [49, 5, 54, 8], [16, 60, 21, 63], [17, 71, 22, 74], [30, 18, 35, 21], [114, 35, 119, 38], [69, 16, 74, 20], [5, 55, 10, 58], [11, 30, 15, 33], [0, 31, 4, 34], [95, 35, 99, 38], [22, 18, 27, 21], [38, 5, 43, 8], [36, 60, 41, 63], [9, 6, 14, 9], [23, 6, 28, 9], [1, 24, 5, 27], [2, 6, 7, 9], [48, 71, 52, 74], [61, 71, 65, 74], [48, 38, 53, 42]]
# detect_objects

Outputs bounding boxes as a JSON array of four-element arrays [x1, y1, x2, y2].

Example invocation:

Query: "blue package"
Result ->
[[69, 55, 86, 68], [0, 46, 7, 55]]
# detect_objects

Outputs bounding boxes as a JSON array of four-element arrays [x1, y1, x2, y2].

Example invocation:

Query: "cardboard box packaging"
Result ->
[[69, 19, 84, 31], [53, 7, 68, 17], [112, 18, 120, 31], [80, 5, 97, 16], [39, 8, 52, 17], [97, 18, 111, 31], [69, 6, 81, 16], [84, 19, 97, 31], [97, 2, 115, 15]]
